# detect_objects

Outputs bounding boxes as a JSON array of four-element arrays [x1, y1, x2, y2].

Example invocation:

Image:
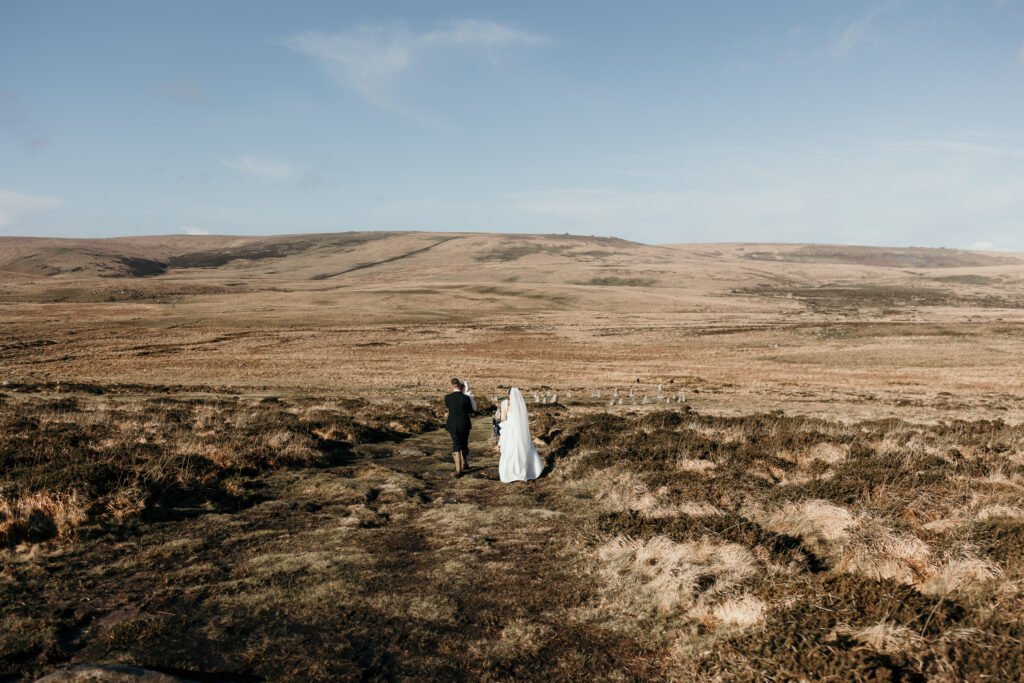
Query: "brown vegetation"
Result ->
[[2, 233, 1024, 681], [2, 387, 1022, 681], [0, 392, 436, 548], [547, 409, 1024, 681]]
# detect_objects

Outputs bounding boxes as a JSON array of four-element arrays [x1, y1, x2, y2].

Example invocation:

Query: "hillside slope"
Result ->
[[2, 233, 1022, 310]]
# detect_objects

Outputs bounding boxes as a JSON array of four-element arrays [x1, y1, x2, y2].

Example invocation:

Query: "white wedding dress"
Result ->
[[498, 388, 545, 483]]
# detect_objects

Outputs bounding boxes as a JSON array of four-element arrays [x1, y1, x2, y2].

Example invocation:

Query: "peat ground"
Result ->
[[3, 389, 1024, 681], [2, 395, 654, 681]]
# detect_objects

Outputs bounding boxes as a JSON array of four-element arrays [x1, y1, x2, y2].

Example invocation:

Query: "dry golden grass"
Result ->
[[835, 521, 933, 585], [574, 466, 724, 518], [2, 233, 1023, 426], [920, 556, 1006, 597], [833, 620, 927, 656], [593, 535, 757, 618], [0, 491, 86, 545], [976, 504, 1024, 521], [104, 486, 147, 521], [701, 593, 767, 629], [762, 499, 857, 544]]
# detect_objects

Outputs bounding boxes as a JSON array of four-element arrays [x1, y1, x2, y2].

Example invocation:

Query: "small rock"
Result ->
[[35, 664, 194, 682]]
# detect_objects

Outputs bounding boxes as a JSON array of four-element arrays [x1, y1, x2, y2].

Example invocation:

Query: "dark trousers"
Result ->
[[449, 426, 470, 454]]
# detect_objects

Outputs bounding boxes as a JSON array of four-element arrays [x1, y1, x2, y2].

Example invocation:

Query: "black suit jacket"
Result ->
[[445, 391, 473, 433]]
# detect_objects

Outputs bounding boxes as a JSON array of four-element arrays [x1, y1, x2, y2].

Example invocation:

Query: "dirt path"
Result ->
[[5, 426, 656, 682], [325, 426, 659, 680]]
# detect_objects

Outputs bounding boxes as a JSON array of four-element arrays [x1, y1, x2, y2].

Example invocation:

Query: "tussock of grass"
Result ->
[[674, 458, 717, 474], [104, 485, 147, 520], [703, 594, 767, 629], [594, 535, 757, 617], [0, 491, 86, 545], [763, 499, 857, 544], [920, 556, 1005, 597], [570, 466, 724, 519], [835, 522, 932, 584], [975, 504, 1024, 521]]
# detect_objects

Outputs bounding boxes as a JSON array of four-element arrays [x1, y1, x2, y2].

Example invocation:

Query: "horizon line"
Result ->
[[0, 229, 1019, 254]]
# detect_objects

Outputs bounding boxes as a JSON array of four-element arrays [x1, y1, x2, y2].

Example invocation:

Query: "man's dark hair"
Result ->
[[451, 378, 461, 389]]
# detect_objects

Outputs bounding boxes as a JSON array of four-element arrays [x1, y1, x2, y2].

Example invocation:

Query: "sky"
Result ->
[[2, 0, 1024, 249]]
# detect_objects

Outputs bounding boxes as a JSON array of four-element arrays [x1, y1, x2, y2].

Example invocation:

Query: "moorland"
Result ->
[[2, 232, 1023, 681]]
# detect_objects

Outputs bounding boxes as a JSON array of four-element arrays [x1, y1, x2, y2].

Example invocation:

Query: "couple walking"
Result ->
[[444, 378, 544, 483]]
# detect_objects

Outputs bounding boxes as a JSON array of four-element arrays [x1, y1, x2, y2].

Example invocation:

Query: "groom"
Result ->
[[444, 377, 474, 477]]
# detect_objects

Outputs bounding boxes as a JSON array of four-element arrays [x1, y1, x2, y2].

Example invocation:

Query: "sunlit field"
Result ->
[[3, 233, 1024, 681]]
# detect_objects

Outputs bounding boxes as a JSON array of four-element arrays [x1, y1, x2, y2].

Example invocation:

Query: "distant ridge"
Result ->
[[0, 231, 1019, 281]]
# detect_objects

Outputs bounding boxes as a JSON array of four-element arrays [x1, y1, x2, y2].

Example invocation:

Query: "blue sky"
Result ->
[[2, 0, 1024, 249]]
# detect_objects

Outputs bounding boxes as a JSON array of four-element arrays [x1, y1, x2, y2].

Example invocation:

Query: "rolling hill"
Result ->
[[2, 232, 1021, 310]]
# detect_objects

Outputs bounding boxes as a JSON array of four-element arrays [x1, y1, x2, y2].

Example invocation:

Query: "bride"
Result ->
[[498, 388, 545, 483]]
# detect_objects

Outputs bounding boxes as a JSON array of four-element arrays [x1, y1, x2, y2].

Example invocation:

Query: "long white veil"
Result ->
[[499, 387, 544, 482], [507, 387, 531, 445]]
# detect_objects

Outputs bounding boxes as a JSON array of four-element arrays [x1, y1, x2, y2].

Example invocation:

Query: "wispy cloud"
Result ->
[[1018, 44, 1024, 63], [832, 8, 882, 57], [157, 80, 214, 107], [421, 19, 547, 47], [222, 155, 294, 179], [0, 188, 63, 230], [282, 19, 547, 113], [179, 225, 210, 235]]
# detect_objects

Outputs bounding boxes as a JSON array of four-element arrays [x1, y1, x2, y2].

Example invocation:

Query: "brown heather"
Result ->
[[2, 234, 1024, 681]]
